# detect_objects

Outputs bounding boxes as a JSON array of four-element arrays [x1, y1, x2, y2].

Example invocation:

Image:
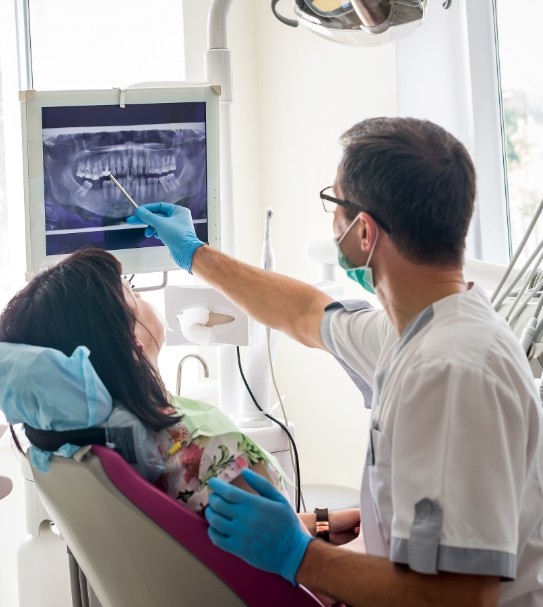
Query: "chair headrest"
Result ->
[[0, 342, 165, 480]]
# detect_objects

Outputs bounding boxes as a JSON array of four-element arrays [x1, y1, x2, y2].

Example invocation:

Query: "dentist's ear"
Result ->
[[135, 339, 144, 353], [359, 212, 379, 251]]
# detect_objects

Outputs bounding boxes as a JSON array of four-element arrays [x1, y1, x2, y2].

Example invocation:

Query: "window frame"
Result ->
[[464, 0, 511, 264], [396, 0, 511, 265]]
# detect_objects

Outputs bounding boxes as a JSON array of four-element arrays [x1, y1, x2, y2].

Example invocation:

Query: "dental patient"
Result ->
[[0, 248, 286, 512]]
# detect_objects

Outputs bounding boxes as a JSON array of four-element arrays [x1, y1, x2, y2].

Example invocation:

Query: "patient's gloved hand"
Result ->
[[205, 469, 314, 585], [126, 202, 205, 273]]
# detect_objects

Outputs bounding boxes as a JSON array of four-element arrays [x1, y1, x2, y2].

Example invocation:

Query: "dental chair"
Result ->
[[30, 444, 325, 607], [0, 424, 13, 501]]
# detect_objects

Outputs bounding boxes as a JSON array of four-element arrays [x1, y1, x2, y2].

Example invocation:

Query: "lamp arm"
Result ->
[[208, 0, 234, 50]]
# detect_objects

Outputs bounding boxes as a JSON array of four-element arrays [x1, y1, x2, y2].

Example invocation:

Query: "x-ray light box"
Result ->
[[20, 85, 220, 275]]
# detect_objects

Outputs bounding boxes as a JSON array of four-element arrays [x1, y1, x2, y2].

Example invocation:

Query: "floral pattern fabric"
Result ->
[[155, 420, 285, 512]]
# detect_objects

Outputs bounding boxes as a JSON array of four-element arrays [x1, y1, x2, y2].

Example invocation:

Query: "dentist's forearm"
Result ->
[[296, 541, 500, 607], [191, 245, 332, 348]]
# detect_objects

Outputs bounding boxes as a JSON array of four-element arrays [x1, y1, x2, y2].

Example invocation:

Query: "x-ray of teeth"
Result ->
[[34, 99, 213, 258], [22, 93, 219, 271], [43, 126, 207, 230]]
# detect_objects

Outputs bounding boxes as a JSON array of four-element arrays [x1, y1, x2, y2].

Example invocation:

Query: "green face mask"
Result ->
[[335, 214, 378, 295]]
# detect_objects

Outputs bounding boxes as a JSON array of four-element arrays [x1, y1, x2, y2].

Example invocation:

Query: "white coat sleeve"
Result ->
[[388, 358, 527, 579]]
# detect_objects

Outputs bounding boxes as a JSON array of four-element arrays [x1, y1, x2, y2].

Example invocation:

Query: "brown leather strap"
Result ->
[[314, 507, 330, 542]]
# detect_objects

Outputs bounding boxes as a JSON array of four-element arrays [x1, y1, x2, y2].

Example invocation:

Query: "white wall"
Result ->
[[0, 3, 190, 605], [252, 4, 397, 488], [1, 4, 398, 603], [0, 433, 26, 607], [181, 0, 397, 489]]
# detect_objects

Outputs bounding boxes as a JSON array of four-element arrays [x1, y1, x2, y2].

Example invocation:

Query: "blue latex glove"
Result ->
[[205, 469, 314, 585], [126, 202, 205, 273]]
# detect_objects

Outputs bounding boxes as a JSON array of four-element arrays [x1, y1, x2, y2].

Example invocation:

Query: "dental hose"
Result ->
[[234, 208, 304, 512], [520, 289, 543, 355], [235, 346, 302, 513], [491, 195, 543, 306]]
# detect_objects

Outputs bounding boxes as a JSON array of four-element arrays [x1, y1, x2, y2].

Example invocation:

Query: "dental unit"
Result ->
[[5, 1, 458, 606]]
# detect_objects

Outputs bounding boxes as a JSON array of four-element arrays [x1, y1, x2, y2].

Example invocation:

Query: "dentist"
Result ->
[[127, 117, 543, 607]]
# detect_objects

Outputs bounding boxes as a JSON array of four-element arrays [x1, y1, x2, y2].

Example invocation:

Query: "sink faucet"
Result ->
[[176, 354, 210, 396]]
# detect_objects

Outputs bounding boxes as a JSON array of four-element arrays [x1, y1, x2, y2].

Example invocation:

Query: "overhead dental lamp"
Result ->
[[272, 0, 442, 45]]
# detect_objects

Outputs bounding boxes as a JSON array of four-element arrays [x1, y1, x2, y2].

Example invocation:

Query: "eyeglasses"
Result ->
[[319, 186, 391, 233]]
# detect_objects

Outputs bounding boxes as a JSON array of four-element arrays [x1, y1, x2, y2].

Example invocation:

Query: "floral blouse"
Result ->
[[155, 396, 286, 512]]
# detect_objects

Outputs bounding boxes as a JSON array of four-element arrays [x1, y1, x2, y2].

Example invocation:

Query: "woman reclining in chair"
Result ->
[[0, 248, 287, 512]]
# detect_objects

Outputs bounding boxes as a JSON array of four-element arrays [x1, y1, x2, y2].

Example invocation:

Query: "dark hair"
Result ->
[[0, 248, 178, 431], [338, 117, 476, 267]]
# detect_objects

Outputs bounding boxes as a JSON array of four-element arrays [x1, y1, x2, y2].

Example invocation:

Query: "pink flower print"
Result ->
[[180, 442, 204, 485], [235, 455, 248, 469]]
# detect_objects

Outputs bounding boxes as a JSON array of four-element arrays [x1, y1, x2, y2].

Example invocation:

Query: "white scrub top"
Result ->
[[321, 284, 543, 607]]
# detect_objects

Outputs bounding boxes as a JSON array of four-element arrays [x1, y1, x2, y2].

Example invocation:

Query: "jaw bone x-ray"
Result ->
[[42, 102, 208, 256]]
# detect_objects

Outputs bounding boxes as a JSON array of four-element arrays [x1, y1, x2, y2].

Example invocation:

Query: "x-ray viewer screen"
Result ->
[[42, 102, 208, 255]]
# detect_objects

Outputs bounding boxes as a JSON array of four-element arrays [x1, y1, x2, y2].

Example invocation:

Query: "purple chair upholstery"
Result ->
[[91, 445, 324, 607]]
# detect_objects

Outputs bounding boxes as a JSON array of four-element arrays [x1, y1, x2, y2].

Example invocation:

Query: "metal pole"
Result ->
[[14, 0, 33, 90], [205, 0, 245, 421]]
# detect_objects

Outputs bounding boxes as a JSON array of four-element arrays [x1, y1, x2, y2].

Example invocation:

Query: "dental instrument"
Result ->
[[491, 194, 543, 306], [261, 208, 275, 271], [489, 193, 543, 369], [255, 208, 305, 511], [108, 174, 139, 209]]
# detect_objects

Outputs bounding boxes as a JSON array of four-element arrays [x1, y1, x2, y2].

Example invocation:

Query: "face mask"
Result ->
[[335, 214, 379, 294]]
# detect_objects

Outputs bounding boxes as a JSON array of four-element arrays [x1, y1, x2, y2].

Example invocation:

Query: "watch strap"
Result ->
[[314, 507, 330, 542]]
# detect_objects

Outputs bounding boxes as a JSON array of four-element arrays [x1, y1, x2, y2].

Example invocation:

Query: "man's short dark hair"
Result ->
[[338, 117, 476, 267]]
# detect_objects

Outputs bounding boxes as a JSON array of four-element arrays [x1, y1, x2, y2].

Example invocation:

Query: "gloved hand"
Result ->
[[205, 469, 314, 585], [126, 202, 205, 273]]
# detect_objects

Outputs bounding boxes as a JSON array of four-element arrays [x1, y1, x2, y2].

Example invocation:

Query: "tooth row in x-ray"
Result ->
[[77, 174, 179, 201], [76, 154, 178, 180]]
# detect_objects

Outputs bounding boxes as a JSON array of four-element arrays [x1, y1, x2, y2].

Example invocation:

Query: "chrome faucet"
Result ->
[[176, 354, 210, 396]]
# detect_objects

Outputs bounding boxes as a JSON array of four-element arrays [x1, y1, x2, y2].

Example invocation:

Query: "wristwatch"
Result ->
[[314, 507, 330, 542]]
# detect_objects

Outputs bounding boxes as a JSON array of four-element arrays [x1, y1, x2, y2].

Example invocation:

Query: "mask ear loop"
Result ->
[[337, 213, 362, 245], [338, 212, 380, 261], [365, 224, 380, 267]]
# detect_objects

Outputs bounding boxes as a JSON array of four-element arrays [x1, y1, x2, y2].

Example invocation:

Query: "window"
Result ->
[[495, 0, 543, 263], [0, 0, 26, 312], [464, 0, 543, 265], [26, 0, 186, 91], [0, 0, 188, 311], [0, 79, 10, 304]]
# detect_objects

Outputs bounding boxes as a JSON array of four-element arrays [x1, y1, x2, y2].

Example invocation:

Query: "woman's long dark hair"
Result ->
[[0, 248, 178, 431]]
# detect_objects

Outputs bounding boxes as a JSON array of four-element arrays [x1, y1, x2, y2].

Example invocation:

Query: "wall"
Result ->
[[252, 3, 396, 488], [1, 3, 398, 603], [181, 0, 397, 490], [0, 432, 26, 607], [0, 3, 190, 604]]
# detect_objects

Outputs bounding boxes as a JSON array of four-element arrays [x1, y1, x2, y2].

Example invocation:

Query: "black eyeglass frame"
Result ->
[[320, 186, 391, 233]]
